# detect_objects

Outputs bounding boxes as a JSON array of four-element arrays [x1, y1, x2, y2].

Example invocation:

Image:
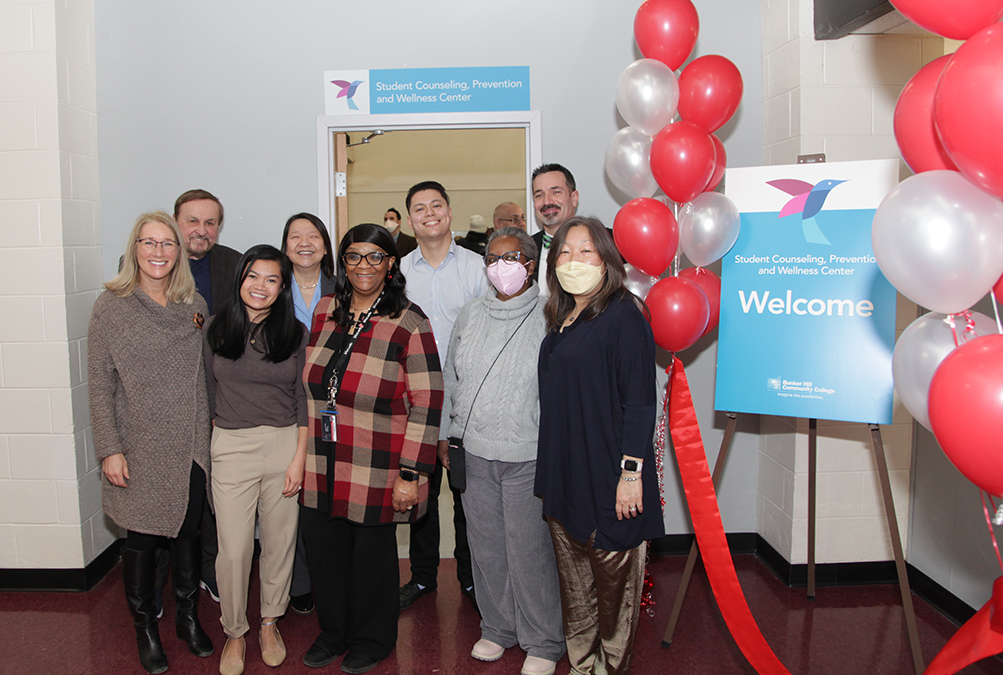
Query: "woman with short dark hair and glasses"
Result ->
[[299, 223, 443, 674], [442, 226, 565, 675], [535, 216, 664, 675]]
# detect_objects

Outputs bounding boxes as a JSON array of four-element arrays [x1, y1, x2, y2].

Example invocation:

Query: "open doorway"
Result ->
[[315, 111, 542, 243]]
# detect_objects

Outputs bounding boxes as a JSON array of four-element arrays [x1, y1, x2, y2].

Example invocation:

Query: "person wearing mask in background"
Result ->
[[530, 165, 579, 293], [456, 214, 490, 256], [493, 201, 527, 232], [398, 181, 489, 613], [384, 207, 417, 257]]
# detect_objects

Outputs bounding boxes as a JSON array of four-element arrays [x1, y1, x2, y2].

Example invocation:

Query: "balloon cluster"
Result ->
[[607, 0, 744, 353], [880, 0, 1003, 497]]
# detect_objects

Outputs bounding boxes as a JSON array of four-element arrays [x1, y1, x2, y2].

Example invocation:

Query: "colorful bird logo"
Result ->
[[331, 79, 364, 111], [766, 178, 847, 245]]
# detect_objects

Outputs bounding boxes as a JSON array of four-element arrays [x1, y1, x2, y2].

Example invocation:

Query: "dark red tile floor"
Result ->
[[1, 554, 1001, 674]]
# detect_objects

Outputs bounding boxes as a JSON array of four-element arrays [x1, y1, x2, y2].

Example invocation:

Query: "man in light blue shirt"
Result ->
[[398, 180, 488, 613]]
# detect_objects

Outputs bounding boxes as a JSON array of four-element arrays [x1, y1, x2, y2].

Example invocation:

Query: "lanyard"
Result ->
[[327, 287, 386, 408]]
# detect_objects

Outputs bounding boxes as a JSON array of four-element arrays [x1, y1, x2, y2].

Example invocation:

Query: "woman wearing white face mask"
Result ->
[[536, 216, 663, 675], [441, 227, 565, 675]]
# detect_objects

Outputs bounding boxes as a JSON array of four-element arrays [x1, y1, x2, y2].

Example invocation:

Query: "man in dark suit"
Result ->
[[172, 188, 242, 602], [173, 189, 242, 316], [531, 164, 579, 291], [385, 207, 418, 257]]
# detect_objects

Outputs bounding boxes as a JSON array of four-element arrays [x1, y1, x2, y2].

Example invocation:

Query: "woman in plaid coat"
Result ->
[[299, 223, 443, 674]]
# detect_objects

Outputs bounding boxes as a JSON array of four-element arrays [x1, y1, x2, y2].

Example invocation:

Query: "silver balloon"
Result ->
[[893, 311, 999, 430], [624, 263, 658, 299], [872, 170, 1003, 314], [615, 59, 679, 137], [678, 192, 740, 267], [605, 128, 658, 199]]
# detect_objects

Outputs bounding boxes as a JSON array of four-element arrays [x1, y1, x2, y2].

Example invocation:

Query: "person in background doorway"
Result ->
[[456, 214, 490, 256], [384, 207, 417, 257], [493, 201, 527, 232]]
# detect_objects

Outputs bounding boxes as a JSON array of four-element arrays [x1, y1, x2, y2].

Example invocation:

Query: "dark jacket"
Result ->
[[396, 232, 418, 257]]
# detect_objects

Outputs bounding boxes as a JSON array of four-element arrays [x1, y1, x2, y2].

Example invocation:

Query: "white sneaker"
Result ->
[[521, 655, 556, 675], [471, 638, 504, 662]]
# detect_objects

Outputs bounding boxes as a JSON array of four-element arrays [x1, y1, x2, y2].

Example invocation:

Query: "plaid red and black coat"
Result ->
[[300, 294, 443, 525]]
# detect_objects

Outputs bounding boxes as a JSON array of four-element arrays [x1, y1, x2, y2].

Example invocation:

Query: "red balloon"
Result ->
[[650, 121, 717, 204], [705, 134, 727, 192], [645, 276, 709, 352], [934, 24, 1003, 200], [613, 198, 679, 277], [677, 55, 744, 133], [633, 0, 700, 71], [994, 270, 1003, 299], [678, 267, 721, 336], [894, 55, 957, 174], [891, 0, 1003, 40], [929, 334, 1003, 496]]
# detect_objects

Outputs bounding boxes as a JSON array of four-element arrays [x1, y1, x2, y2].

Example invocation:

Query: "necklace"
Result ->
[[296, 276, 319, 290], [249, 322, 264, 345]]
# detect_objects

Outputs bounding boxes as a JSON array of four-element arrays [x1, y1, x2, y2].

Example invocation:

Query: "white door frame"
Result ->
[[315, 111, 543, 235]]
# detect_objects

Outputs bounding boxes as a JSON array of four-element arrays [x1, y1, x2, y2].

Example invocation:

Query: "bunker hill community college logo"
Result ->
[[766, 178, 848, 245], [331, 79, 365, 110]]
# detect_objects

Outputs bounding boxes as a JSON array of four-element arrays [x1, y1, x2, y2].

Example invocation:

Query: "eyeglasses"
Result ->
[[497, 215, 527, 224], [137, 238, 179, 252], [484, 251, 527, 266], [343, 251, 389, 266]]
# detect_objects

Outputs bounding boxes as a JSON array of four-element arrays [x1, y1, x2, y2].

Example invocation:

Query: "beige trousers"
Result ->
[[547, 517, 647, 675], [212, 425, 299, 638]]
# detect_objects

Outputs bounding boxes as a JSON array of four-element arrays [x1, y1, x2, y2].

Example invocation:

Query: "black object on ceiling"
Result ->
[[814, 0, 895, 40]]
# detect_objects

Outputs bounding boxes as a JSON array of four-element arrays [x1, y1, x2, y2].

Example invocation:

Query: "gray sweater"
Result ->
[[442, 284, 546, 463], [88, 289, 211, 538]]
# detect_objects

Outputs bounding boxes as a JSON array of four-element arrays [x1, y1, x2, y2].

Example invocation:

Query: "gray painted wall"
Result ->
[[95, 0, 764, 533]]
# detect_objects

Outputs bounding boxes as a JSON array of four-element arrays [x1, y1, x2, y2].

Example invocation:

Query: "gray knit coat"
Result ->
[[87, 289, 211, 537], [442, 284, 546, 463]]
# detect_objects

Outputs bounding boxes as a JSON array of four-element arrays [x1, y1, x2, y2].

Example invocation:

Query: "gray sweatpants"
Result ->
[[461, 453, 566, 662]]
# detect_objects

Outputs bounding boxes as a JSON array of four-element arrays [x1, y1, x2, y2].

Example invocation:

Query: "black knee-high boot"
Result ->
[[171, 536, 214, 657], [123, 547, 169, 674]]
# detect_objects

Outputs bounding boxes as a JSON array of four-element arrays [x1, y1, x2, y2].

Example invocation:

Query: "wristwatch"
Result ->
[[620, 458, 643, 472], [399, 468, 419, 482]]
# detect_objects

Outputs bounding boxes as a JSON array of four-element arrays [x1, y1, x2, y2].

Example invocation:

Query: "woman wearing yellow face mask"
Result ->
[[535, 216, 664, 675]]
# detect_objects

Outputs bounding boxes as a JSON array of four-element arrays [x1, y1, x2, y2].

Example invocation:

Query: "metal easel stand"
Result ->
[[662, 417, 925, 675]]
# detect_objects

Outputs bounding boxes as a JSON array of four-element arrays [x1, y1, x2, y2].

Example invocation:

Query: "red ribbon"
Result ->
[[924, 577, 1003, 674], [667, 356, 790, 674]]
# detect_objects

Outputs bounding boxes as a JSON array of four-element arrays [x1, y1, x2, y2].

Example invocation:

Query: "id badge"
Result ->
[[321, 409, 338, 442]]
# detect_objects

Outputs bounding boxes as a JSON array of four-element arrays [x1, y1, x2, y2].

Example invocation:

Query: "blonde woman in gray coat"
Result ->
[[88, 211, 213, 674]]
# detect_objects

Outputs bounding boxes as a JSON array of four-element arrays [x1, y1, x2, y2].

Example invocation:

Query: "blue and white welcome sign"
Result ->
[[715, 159, 899, 424], [324, 66, 530, 115]]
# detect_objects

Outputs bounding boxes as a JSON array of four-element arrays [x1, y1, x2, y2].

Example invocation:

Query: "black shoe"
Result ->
[[123, 547, 169, 675], [341, 651, 381, 674], [462, 585, 479, 616], [303, 641, 344, 668], [399, 579, 436, 610], [171, 537, 214, 657], [153, 590, 163, 621], [290, 592, 315, 615]]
